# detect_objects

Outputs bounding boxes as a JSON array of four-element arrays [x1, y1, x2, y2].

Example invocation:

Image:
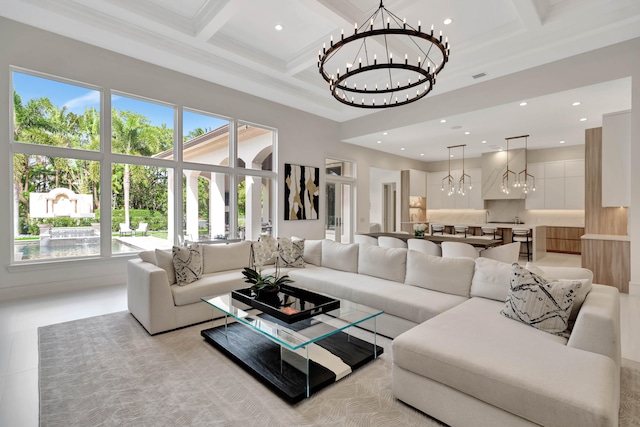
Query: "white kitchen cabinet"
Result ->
[[409, 170, 427, 197], [428, 185, 443, 209], [524, 179, 545, 209], [544, 177, 565, 209], [544, 162, 565, 179], [564, 160, 584, 177], [526, 160, 583, 210], [564, 176, 585, 209]]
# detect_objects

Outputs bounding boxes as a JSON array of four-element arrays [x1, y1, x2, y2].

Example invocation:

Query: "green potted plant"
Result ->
[[241, 267, 293, 299]]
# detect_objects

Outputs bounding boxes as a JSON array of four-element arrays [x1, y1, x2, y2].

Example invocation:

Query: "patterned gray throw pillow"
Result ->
[[501, 263, 581, 334], [172, 244, 203, 286], [278, 237, 305, 268]]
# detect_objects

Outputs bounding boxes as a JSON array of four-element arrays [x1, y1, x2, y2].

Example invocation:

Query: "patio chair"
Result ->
[[135, 222, 148, 236], [119, 223, 133, 236]]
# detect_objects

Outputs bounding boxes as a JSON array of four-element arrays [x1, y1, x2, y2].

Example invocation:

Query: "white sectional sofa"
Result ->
[[126, 238, 620, 426]]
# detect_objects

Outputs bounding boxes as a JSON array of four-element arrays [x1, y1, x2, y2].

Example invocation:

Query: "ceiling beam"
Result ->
[[510, 0, 546, 30], [193, 0, 243, 42]]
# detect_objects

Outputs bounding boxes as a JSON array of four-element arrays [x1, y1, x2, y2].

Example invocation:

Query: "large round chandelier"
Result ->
[[318, 1, 450, 109]]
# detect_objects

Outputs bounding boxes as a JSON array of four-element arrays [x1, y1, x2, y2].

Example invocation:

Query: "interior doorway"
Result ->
[[325, 181, 352, 242], [383, 182, 396, 232]]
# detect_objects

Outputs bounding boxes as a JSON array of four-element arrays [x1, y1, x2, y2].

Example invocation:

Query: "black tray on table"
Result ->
[[231, 284, 340, 324]]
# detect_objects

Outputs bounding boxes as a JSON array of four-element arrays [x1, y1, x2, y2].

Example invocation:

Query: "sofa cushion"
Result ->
[[171, 270, 247, 306], [155, 249, 176, 285], [172, 244, 203, 286], [202, 241, 252, 274], [303, 239, 322, 266], [138, 250, 156, 264], [470, 257, 512, 301], [501, 264, 581, 334], [358, 245, 407, 283], [252, 235, 277, 270], [405, 250, 475, 297], [393, 297, 619, 427], [321, 240, 358, 273], [288, 267, 467, 324], [525, 263, 593, 321], [278, 237, 305, 268]]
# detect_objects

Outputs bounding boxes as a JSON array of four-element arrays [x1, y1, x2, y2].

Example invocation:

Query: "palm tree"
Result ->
[[111, 109, 166, 226]]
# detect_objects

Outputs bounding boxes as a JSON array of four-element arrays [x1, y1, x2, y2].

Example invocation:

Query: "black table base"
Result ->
[[201, 319, 383, 403]]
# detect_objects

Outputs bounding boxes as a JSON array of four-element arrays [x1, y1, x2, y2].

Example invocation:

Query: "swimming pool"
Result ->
[[15, 240, 141, 260]]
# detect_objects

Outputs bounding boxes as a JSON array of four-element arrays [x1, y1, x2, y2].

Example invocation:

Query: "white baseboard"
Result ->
[[0, 273, 126, 301]]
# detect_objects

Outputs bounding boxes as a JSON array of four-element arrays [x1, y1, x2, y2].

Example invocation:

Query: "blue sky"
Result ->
[[13, 71, 227, 134]]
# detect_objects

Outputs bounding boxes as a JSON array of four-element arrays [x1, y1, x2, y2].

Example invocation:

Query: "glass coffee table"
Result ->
[[200, 286, 384, 403]]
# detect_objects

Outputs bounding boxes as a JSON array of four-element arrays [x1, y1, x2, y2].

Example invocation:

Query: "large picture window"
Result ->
[[10, 69, 277, 263]]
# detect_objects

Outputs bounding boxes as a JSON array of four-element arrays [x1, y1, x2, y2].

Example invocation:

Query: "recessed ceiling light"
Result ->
[[443, 18, 453, 25], [383, 132, 388, 135], [520, 102, 528, 106], [572, 102, 581, 106], [481, 140, 487, 144], [275, 24, 283, 31], [464, 131, 470, 135], [420, 153, 425, 156], [559, 140, 566, 144], [580, 118, 587, 122], [377, 140, 382, 144], [440, 119, 446, 123], [401, 147, 405, 151], [450, 154, 454, 158]]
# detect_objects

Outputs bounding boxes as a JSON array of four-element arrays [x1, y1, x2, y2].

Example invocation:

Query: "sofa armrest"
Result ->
[[568, 284, 621, 367], [127, 259, 177, 335]]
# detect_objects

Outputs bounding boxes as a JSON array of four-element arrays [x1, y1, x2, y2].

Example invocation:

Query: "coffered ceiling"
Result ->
[[2, 0, 639, 161]]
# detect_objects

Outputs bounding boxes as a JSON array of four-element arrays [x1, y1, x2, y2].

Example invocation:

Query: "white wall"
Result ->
[[0, 18, 428, 300]]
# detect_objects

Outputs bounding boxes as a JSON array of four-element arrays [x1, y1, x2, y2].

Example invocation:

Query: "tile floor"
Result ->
[[0, 253, 637, 427]]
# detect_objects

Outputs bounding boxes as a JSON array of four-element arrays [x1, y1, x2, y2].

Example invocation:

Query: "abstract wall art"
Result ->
[[284, 163, 319, 220]]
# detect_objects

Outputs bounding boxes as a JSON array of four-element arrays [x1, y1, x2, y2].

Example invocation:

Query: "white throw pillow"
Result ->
[[321, 240, 358, 273], [278, 237, 305, 268], [202, 241, 252, 274], [405, 250, 475, 297], [138, 250, 156, 264], [172, 244, 203, 286], [155, 249, 176, 285], [252, 235, 278, 270], [525, 263, 593, 321], [303, 240, 323, 266], [470, 257, 512, 301], [358, 245, 407, 283], [501, 263, 581, 334]]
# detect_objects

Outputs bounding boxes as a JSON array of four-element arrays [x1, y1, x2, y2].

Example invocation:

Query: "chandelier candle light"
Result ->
[[318, 1, 450, 108]]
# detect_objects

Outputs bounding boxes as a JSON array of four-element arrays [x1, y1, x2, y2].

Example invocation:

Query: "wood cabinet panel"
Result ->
[[582, 238, 630, 293], [546, 226, 584, 254]]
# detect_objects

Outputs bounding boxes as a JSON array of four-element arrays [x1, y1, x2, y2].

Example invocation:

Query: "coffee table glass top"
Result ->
[[201, 291, 383, 351]]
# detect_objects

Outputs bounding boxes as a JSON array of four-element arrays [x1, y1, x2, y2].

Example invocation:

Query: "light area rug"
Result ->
[[39, 312, 640, 427]]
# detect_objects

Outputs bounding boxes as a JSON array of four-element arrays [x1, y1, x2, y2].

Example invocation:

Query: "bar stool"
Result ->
[[453, 225, 469, 238], [481, 226, 499, 240], [431, 224, 445, 235], [512, 228, 532, 261]]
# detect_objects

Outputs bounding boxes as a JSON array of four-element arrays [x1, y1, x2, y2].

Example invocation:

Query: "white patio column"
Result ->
[[245, 174, 262, 241], [167, 170, 174, 244], [185, 170, 199, 241], [210, 173, 226, 238]]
